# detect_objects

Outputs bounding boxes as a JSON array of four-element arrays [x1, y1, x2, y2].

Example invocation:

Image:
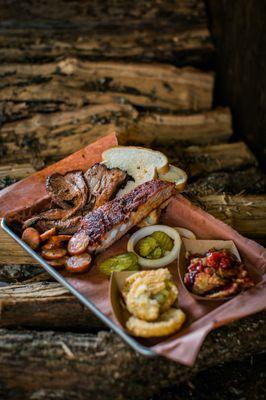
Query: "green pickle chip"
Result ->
[[99, 252, 139, 276], [146, 246, 164, 259], [136, 236, 159, 257], [151, 231, 174, 251]]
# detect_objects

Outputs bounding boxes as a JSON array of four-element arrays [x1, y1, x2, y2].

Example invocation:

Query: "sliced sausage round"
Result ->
[[22, 227, 40, 250], [65, 253, 92, 274], [42, 235, 72, 250], [41, 248, 67, 260], [48, 257, 66, 269], [68, 231, 89, 255], [40, 227, 57, 241]]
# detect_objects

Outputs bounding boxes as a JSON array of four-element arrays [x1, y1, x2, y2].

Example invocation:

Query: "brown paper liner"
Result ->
[[1, 133, 265, 367]]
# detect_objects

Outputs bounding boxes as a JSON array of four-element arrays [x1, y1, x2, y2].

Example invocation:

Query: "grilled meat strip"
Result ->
[[34, 215, 82, 235], [84, 163, 127, 209], [46, 171, 88, 219], [68, 180, 174, 255]]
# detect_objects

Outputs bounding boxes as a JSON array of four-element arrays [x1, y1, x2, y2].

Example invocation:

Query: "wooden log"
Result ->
[[0, 312, 265, 400], [0, 60, 214, 116], [185, 168, 266, 197], [0, 0, 213, 67], [0, 264, 44, 284], [0, 282, 103, 330], [0, 107, 233, 164], [0, 104, 136, 163], [0, 163, 36, 179], [0, 227, 38, 265], [198, 194, 266, 239], [0, 0, 208, 24], [181, 141, 258, 177], [127, 108, 232, 146]]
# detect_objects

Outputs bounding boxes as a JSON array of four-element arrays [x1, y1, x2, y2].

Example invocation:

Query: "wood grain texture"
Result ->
[[127, 108, 232, 146], [0, 282, 103, 330], [1, 106, 233, 164], [199, 194, 266, 238], [181, 141, 257, 177], [185, 168, 266, 197], [0, 60, 214, 120], [0, 163, 36, 180], [0, 312, 265, 399], [0, 0, 213, 67]]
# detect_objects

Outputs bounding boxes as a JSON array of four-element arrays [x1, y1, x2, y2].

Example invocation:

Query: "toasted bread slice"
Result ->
[[102, 146, 169, 196], [159, 165, 187, 192]]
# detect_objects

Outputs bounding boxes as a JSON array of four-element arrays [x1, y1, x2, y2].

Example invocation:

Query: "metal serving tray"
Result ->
[[1, 218, 155, 358]]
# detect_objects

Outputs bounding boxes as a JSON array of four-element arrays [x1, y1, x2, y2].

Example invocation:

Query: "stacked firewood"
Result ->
[[0, 1, 265, 399]]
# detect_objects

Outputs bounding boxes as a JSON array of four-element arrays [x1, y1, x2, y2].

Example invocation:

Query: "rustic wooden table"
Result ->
[[0, 1, 265, 399]]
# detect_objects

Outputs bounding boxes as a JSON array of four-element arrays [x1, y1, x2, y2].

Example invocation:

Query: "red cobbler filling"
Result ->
[[184, 248, 254, 298]]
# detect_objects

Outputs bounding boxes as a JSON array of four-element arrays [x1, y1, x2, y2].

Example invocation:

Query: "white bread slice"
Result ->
[[102, 146, 169, 196], [159, 164, 187, 192]]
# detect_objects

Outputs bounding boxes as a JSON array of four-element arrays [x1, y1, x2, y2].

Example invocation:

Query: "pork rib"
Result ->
[[68, 180, 174, 255]]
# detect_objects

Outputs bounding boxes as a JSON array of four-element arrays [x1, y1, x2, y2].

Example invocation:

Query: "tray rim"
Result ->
[[1, 218, 156, 358]]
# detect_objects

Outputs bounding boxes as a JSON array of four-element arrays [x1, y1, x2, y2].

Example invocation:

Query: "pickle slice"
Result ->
[[136, 236, 158, 257], [146, 246, 164, 259], [99, 252, 139, 276], [151, 231, 174, 251]]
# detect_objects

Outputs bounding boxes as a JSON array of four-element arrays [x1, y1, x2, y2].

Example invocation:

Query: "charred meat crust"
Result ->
[[46, 171, 88, 218], [68, 180, 174, 255], [34, 215, 82, 235], [84, 163, 127, 209]]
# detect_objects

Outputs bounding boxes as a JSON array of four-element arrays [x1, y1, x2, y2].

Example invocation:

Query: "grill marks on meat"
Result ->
[[84, 163, 127, 209], [68, 180, 175, 255], [34, 215, 82, 235]]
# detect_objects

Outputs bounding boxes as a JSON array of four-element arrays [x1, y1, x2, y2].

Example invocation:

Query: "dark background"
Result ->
[[207, 0, 266, 170]]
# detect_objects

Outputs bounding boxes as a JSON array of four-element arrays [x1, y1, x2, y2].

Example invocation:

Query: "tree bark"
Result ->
[[197, 194, 266, 239], [0, 312, 265, 400], [0, 0, 213, 67], [179, 142, 257, 178], [0, 60, 214, 122], [0, 106, 232, 164]]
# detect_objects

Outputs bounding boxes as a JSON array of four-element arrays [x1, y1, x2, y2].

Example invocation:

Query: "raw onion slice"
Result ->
[[127, 225, 181, 269], [174, 227, 196, 239]]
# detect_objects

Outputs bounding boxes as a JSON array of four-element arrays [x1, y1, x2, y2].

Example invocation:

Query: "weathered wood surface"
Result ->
[[185, 167, 266, 197], [0, 0, 213, 67], [198, 194, 266, 239], [0, 311, 265, 400], [0, 0, 208, 23], [0, 282, 103, 330], [1, 280, 265, 334], [0, 106, 233, 164], [180, 142, 257, 177], [0, 163, 36, 179], [0, 60, 214, 126], [127, 108, 232, 146]]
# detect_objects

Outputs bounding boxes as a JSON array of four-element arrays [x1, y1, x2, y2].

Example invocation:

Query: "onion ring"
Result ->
[[174, 227, 196, 239], [127, 225, 181, 269]]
